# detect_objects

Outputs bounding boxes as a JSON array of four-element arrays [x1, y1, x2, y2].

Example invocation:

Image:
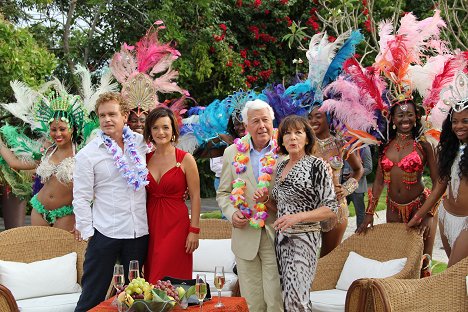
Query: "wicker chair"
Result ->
[[0, 226, 87, 312], [199, 218, 232, 239], [309, 223, 424, 312], [347, 256, 468, 312]]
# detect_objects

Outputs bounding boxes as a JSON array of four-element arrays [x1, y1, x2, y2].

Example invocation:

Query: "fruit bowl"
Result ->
[[126, 299, 175, 312]]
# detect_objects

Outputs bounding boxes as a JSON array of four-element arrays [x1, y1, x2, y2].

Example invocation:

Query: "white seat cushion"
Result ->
[[16, 292, 81, 312], [336, 251, 407, 291], [310, 289, 347, 312], [193, 239, 235, 273], [193, 271, 238, 297], [0, 252, 81, 300]]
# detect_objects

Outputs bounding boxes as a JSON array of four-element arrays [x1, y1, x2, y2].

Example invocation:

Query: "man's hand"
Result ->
[[71, 226, 82, 241], [232, 211, 249, 228]]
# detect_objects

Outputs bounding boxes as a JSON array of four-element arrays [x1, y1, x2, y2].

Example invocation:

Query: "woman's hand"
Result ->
[[356, 214, 374, 234], [335, 185, 345, 201], [253, 189, 268, 203], [407, 213, 423, 228], [416, 215, 433, 240], [274, 213, 301, 232], [185, 232, 199, 253]]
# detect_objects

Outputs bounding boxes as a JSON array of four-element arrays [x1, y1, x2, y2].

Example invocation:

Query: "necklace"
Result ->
[[316, 136, 336, 155], [395, 132, 412, 152], [230, 133, 278, 229], [101, 126, 149, 191]]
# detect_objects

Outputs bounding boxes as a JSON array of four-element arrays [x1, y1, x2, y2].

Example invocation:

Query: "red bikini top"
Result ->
[[380, 141, 424, 174]]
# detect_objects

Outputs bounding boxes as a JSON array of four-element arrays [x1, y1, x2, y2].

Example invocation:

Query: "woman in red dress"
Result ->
[[143, 107, 201, 283]]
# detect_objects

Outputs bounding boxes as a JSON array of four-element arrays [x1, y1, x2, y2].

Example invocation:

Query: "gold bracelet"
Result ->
[[262, 195, 270, 204]]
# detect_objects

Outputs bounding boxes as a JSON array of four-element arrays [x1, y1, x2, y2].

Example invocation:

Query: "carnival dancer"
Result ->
[[216, 99, 283, 312], [356, 11, 448, 276], [0, 83, 87, 231], [408, 71, 468, 267], [73, 92, 150, 311]]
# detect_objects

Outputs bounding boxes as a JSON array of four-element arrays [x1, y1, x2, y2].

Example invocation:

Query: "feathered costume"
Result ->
[[110, 20, 188, 120]]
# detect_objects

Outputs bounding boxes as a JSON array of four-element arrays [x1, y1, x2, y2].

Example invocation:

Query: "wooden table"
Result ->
[[89, 296, 249, 312]]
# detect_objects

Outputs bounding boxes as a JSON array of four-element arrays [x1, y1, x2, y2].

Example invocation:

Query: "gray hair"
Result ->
[[241, 99, 275, 125]]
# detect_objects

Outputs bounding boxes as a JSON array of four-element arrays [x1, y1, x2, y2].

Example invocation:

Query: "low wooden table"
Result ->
[[89, 296, 249, 312]]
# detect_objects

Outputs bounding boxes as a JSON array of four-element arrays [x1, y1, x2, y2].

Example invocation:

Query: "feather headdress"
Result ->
[[110, 20, 188, 114], [375, 10, 446, 104]]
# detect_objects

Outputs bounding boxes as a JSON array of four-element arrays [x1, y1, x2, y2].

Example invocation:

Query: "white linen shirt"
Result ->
[[73, 132, 149, 240]]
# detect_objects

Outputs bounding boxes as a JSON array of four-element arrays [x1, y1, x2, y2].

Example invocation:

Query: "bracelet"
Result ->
[[342, 178, 358, 196], [427, 199, 441, 217], [189, 226, 200, 234], [262, 195, 270, 204], [365, 188, 378, 215]]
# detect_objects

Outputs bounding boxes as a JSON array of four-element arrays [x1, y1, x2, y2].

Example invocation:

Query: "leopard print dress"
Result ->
[[272, 155, 338, 312]]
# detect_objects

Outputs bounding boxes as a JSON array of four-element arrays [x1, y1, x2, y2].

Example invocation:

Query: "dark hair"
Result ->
[[379, 101, 423, 156], [277, 115, 315, 155], [226, 112, 243, 138], [438, 108, 468, 180], [143, 106, 180, 143]]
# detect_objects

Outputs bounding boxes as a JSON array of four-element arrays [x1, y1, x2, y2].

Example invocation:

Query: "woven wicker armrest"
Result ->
[[199, 219, 232, 239], [0, 284, 19, 312], [352, 257, 468, 312], [312, 224, 424, 292]]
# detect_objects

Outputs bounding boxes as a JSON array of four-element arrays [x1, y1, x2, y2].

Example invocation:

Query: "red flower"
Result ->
[[213, 34, 225, 42], [248, 25, 260, 40], [354, 53, 362, 59], [244, 59, 252, 67], [253, 0, 261, 8], [240, 48, 248, 59], [246, 81, 251, 88], [264, 9, 270, 15], [328, 35, 336, 42], [364, 17, 372, 32], [209, 46, 215, 54], [362, 8, 369, 16], [253, 50, 260, 56], [236, 0, 243, 7], [279, 0, 288, 4], [219, 23, 227, 31], [284, 16, 292, 27], [253, 60, 261, 67], [247, 75, 258, 83], [306, 18, 320, 31], [362, 0, 367, 5], [226, 60, 233, 67], [259, 69, 272, 80], [313, 0, 319, 4], [309, 7, 318, 15]]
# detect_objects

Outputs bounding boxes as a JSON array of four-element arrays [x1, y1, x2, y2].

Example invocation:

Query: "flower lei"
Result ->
[[229, 133, 278, 229], [101, 126, 149, 191]]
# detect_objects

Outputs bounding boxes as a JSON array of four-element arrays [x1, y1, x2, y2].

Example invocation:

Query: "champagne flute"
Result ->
[[214, 266, 225, 308], [195, 274, 207, 312], [128, 260, 140, 281], [112, 264, 124, 306]]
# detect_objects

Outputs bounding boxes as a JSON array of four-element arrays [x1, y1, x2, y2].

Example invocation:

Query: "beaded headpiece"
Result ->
[[34, 92, 85, 130], [443, 71, 468, 113]]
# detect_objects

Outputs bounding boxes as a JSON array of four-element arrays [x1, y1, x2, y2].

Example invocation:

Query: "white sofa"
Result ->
[[0, 226, 87, 312], [192, 219, 238, 297]]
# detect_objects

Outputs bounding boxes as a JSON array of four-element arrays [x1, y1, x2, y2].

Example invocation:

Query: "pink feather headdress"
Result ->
[[110, 20, 189, 116], [375, 10, 446, 105]]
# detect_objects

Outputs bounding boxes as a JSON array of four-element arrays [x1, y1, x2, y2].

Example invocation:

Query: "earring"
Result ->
[[171, 135, 175, 142], [392, 124, 396, 130], [414, 123, 417, 127]]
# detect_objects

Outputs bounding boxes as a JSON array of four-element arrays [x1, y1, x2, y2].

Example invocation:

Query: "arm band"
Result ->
[[365, 188, 378, 215], [189, 226, 200, 234], [342, 178, 358, 196]]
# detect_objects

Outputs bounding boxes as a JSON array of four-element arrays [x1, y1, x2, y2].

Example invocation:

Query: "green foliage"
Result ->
[[0, 16, 56, 103]]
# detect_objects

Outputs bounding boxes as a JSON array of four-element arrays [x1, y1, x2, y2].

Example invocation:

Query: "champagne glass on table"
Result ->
[[195, 274, 207, 312], [128, 260, 140, 281], [214, 266, 225, 308], [112, 264, 124, 306]]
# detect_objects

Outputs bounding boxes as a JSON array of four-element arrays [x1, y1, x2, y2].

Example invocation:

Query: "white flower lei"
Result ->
[[101, 126, 149, 191]]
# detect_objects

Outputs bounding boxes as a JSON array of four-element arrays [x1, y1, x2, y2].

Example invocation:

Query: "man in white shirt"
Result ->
[[73, 92, 149, 312]]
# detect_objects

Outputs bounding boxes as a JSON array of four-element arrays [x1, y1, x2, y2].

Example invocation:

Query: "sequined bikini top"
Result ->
[[380, 141, 424, 184], [36, 146, 75, 184]]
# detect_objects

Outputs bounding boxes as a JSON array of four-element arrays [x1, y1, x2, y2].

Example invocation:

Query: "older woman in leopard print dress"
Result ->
[[255, 115, 338, 311]]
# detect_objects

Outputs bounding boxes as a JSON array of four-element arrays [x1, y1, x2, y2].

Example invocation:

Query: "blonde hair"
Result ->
[[95, 92, 131, 115]]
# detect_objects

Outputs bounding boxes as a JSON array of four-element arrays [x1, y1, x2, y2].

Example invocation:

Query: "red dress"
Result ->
[[145, 148, 192, 283]]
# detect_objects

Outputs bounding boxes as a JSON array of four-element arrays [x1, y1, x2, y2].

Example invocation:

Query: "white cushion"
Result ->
[[0, 252, 81, 300], [310, 289, 346, 312], [335, 251, 407, 291], [193, 271, 238, 297], [193, 239, 235, 273], [17, 292, 81, 312]]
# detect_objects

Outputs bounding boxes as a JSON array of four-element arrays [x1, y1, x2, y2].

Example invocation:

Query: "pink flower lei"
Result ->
[[101, 126, 149, 191], [230, 133, 278, 229]]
